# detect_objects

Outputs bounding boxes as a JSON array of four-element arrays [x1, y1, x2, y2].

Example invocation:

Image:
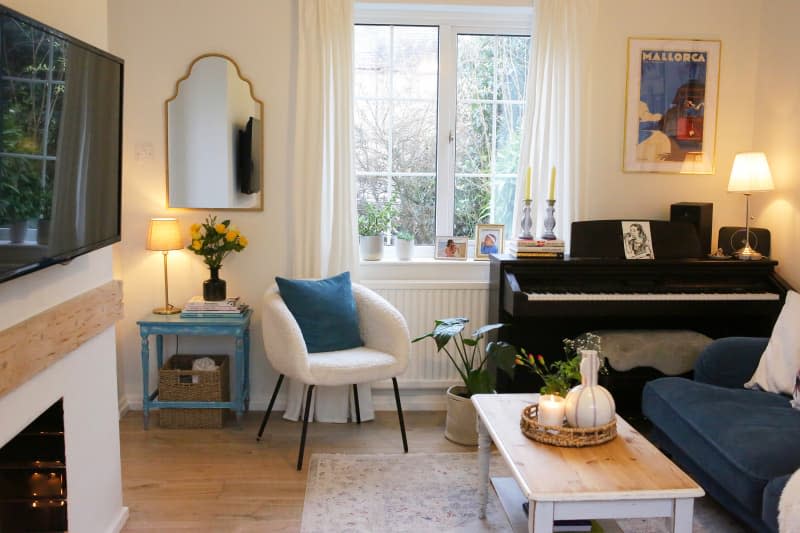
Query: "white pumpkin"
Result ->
[[564, 350, 616, 428]]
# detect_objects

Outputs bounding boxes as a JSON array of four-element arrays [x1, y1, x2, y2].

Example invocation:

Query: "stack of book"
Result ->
[[508, 239, 565, 259], [180, 296, 248, 318]]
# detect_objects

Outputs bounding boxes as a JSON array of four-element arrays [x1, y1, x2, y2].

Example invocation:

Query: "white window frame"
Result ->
[[354, 3, 533, 259]]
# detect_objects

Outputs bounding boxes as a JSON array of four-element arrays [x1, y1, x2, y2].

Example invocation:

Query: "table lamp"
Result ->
[[727, 152, 774, 260], [146, 218, 183, 314]]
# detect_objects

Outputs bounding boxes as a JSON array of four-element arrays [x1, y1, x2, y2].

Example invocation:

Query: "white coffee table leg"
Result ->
[[477, 418, 491, 518], [530, 500, 554, 533], [671, 498, 694, 533]]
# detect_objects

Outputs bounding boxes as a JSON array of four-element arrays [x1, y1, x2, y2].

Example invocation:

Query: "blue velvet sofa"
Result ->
[[642, 337, 800, 533]]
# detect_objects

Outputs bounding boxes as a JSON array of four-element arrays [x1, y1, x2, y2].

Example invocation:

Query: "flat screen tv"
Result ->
[[0, 5, 123, 283]]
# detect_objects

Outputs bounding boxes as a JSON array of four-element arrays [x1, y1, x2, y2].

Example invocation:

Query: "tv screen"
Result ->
[[0, 5, 123, 283], [237, 116, 261, 195]]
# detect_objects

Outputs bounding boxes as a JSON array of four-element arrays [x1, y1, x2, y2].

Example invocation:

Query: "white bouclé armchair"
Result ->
[[257, 282, 410, 470]]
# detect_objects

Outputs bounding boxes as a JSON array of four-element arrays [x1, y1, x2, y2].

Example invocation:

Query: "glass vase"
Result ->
[[203, 266, 227, 301]]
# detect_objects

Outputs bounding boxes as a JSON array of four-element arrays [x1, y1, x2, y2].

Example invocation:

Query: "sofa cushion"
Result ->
[[643, 377, 800, 516], [746, 290, 800, 395]]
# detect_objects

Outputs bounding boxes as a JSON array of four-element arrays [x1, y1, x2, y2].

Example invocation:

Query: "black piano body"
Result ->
[[489, 220, 792, 414]]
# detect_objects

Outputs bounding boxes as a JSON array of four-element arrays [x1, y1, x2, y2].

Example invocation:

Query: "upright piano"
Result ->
[[489, 220, 791, 411]]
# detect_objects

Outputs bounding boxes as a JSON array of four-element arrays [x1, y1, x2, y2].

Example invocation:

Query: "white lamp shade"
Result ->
[[146, 218, 183, 251], [728, 152, 775, 193]]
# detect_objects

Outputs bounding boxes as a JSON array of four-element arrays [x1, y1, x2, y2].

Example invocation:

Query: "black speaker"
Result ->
[[718, 227, 771, 258], [670, 202, 713, 254]]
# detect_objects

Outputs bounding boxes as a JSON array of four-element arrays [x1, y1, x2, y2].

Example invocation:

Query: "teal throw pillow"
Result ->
[[275, 271, 364, 353]]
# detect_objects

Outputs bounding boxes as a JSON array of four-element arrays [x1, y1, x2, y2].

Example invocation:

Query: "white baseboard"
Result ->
[[105, 506, 129, 533], [122, 386, 449, 412]]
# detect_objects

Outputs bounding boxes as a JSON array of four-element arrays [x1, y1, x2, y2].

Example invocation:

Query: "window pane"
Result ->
[[392, 101, 436, 173], [455, 34, 529, 239], [393, 175, 436, 245], [355, 25, 438, 245], [354, 99, 390, 173]]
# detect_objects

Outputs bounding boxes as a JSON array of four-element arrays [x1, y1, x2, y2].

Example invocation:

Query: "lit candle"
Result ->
[[548, 166, 556, 201], [538, 394, 565, 427], [524, 167, 532, 201]]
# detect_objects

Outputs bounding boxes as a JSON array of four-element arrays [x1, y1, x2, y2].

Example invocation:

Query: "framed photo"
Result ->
[[474, 224, 504, 260], [435, 236, 468, 261], [623, 38, 721, 174], [621, 221, 655, 259]]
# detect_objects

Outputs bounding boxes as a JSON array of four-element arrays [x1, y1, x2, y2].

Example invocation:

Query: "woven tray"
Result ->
[[520, 403, 616, 447]]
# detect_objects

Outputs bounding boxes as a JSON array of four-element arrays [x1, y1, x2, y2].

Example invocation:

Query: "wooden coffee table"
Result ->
[[472, 394, 704, 533]]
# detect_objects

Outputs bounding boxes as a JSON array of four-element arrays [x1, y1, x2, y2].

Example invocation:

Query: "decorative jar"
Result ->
[[564, 349, 615, 428]]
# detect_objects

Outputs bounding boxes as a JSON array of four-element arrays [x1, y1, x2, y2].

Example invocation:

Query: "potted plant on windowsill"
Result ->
[[395, 229, 414, 261], [413, 318, 517, 445], [358, 193, 397, 261]]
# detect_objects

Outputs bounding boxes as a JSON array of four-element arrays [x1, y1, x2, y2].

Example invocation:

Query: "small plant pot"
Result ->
[[395, 238, 414, 261], [8, 220, 27, 243], [445, 385, 478, 446], [359, 235, 384, 261]]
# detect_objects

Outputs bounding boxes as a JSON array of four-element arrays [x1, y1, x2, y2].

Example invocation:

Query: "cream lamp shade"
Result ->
[[146, 218, 183, 251], [728, 152, 775, 193]]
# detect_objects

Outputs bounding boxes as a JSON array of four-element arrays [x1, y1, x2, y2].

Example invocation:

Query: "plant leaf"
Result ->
[[472, 323, 506, 339], [462, 338, 478, 346], [431, 318, 468, 351], [487, 341, 517, 379], [465, 369, 492, 396], [411, 332, 433, 343]]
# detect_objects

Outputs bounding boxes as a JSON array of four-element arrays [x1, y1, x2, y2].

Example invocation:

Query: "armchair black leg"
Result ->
[[257, 374, 284, 441], [353, 384, 361, 424], [297, 385, 315, 471], [392, 377, 408, 453]]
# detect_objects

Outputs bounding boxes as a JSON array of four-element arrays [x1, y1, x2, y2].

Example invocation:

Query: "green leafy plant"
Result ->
[[358, 192, 398, 236], [412, 317, 517, 397], [0, 172, 44, 223], [515, 333, 603, 396], [188, 215, 248, 269], [395, 229, 414, 242]]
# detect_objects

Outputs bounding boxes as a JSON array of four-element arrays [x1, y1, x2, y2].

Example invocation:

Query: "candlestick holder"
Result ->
[[519, 199, 533, 240], [542, 199, 556, 240]]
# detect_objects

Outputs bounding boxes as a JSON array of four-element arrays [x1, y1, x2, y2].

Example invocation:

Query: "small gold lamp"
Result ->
[[146, 218, 183, 314], [727, 152, 774, 260]]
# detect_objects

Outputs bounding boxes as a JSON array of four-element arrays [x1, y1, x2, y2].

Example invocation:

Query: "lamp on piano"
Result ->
[[727, 152, 774, 260]]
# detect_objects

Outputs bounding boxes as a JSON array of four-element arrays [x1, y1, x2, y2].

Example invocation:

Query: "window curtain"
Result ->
[[284, 0, 370, 423], [512, 0, 598, 248]]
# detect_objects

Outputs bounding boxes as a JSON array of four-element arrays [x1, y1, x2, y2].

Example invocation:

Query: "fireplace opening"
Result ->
[[0, 399, 67, 532]]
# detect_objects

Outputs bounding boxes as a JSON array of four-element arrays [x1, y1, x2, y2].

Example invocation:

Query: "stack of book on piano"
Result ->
[[509, 239, 565, 259], [180, 296, 248, 318]]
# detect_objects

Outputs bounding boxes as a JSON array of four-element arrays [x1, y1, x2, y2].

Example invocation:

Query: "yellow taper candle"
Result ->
[[548, 166, 556, 201], [524, 167, 532, 201]]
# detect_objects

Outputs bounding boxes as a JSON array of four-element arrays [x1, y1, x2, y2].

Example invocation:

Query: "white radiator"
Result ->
[[364, 281, 490, 389]]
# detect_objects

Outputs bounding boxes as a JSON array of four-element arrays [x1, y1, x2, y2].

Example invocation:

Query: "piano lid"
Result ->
[[570, 220, 702, 259]]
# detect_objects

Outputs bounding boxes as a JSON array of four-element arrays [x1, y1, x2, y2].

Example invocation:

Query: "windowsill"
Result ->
[[359, 253, 491, 282], [360, 257, 489, 266]]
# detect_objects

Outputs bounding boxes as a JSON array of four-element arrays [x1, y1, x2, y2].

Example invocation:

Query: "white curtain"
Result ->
[[512, 0, 598, 248], [284, 0, 372, 423]]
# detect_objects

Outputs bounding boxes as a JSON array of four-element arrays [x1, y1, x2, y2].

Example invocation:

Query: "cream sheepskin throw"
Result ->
[[779, 469, 800, 532]]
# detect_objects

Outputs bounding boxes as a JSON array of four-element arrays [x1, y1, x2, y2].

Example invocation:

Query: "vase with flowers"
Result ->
[[188, 215, 248, 301]]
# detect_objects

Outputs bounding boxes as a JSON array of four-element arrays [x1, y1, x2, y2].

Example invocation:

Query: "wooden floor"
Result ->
[[119, 410, 469, 532]]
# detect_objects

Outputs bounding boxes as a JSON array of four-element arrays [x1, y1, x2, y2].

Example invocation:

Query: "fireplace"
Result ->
[[0, 399, 67, 532]]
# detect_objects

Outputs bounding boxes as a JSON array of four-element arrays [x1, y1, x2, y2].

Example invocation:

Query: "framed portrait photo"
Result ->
[[435, 236, 468, 261], [623, 38, 721, 174], [474, 224, 504, 260], [621, 221, 655, 259]]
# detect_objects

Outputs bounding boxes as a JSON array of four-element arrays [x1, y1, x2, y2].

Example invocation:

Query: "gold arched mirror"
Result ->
[[166, 54, 263, 210]]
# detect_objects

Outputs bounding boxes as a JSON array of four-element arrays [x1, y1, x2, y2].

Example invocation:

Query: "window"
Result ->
[[354, 7, 531, 250]]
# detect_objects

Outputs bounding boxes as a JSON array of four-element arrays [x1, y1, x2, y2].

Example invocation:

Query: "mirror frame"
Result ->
[[164, 53, 264, 211]]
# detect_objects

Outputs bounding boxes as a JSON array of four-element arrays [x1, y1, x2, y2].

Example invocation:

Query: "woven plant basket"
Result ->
[[159, 354, 230, 429], [520, 403, 616, 447]]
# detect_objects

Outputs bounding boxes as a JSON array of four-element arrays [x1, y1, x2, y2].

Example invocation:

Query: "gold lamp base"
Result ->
[[734, 245, 763, 261], [153, 304, 181, 315]]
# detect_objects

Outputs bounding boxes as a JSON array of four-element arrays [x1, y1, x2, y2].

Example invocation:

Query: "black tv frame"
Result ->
[[0, 4, 124, 283]]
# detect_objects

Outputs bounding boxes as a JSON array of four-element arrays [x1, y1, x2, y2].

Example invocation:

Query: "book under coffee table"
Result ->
[[472, 394, 704, 533]]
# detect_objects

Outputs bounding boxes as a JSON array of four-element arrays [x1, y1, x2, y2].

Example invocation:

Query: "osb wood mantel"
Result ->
[[0, 280, 123, 399]]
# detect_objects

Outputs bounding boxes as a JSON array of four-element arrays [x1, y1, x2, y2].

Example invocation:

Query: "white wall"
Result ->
[[0, 1, 126, 532], [752, 0, 800, 287]]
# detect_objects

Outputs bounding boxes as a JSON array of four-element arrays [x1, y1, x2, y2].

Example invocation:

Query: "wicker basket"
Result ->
[[159, 355, 230, 429], [520, 403, 616, 447]]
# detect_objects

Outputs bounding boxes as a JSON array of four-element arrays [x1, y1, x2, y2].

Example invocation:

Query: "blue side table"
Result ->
[[137, 309, 252, 429]]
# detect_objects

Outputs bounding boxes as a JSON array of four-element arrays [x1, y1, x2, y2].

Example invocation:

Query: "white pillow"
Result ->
[[745, 290, 800, 395]]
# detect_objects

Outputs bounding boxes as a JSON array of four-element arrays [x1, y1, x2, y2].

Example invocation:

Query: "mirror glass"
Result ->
[[166, 54, 262, 209]]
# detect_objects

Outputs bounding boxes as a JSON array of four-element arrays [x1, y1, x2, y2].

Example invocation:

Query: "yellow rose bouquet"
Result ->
[[187, 215, 248, 270]]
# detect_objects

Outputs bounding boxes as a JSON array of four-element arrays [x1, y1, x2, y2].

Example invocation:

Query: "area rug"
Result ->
[[300, 452, 748, 533]]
